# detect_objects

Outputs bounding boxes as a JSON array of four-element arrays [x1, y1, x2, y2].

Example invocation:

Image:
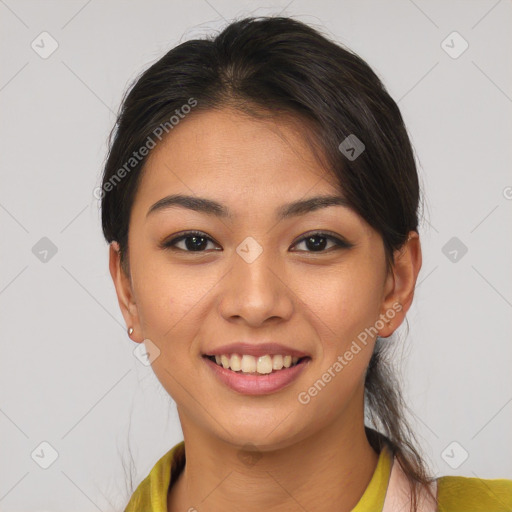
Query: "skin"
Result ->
[[109, 107, 422, 511]]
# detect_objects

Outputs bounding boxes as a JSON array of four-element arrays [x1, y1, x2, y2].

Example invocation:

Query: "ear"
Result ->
[[109, 241, 142, 342], [377, 231, 422, 337]]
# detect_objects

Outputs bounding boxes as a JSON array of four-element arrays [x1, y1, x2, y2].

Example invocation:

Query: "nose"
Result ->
[[218, 242, 294, 327]]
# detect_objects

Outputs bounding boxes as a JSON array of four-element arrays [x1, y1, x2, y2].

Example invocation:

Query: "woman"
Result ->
[[100, 16, 512, 512]]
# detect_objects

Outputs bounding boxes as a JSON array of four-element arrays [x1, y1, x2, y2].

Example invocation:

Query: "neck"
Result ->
[[168, 399, 380, 511]]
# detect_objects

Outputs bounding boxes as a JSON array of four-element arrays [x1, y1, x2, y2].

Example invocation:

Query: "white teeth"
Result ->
[[241, 355, 256, 373], [257, 355, 273, 374], [272, 354, 284, 370], [230, 354, 242, 371], [209, 353, 304, 374]]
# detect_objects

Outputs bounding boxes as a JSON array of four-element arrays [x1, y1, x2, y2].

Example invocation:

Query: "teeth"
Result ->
[[209, 353, 303, 374], [257, 355, 273, 374], [272, 354, 283, 370], [230, 354, 242, 371], [241, 354, 256, 373]]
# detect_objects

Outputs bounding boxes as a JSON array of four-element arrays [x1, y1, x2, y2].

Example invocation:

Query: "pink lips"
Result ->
[[203, 355, 311, 395], [203, 342, 310, 359]]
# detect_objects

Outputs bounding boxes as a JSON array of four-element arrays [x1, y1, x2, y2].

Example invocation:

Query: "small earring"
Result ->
[[128, 327, 134, 336]]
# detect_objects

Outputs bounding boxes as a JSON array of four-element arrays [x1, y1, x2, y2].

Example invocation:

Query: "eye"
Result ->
[[291, 231, 352, 253], [160, 230, 352, 253], [161, 230, 220, 252]]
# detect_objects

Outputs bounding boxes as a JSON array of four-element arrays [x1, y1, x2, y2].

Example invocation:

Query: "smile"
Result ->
[[204, 353, 306, 375], [202, 354, 311, 395]]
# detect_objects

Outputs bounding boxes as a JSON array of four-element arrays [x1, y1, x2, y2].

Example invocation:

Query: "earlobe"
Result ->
[[378, 231, 422, 337], [109, 242, 142, 341]]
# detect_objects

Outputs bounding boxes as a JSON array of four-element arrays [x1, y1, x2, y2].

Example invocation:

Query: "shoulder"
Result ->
[[124, 441, 185, 512], [437, 474, 512, 511]]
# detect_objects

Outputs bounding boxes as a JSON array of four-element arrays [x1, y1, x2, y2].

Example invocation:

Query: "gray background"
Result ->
[[1, 0, 511, 510]]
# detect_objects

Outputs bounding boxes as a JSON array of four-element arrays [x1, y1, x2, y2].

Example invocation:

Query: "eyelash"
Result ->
[[160, 230, 353, 254]]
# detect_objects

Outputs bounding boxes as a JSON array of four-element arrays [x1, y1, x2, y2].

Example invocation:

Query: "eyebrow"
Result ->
[[146, 193, 351, 221]]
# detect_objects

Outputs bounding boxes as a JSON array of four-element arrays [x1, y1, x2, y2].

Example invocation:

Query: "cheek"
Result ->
[[300, 262, 383, 343], [130, 251, 226, 358], [130, 259, 215, 400], [130, 253, 183, 335], [295, 260, 383, 403]]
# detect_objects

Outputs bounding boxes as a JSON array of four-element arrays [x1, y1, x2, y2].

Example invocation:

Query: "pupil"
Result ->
[[306, 235, 327, 251], [186, 236, 207, 251]]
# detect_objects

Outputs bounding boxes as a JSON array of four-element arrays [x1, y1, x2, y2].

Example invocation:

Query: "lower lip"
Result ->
[[203, 356, 310, 395]]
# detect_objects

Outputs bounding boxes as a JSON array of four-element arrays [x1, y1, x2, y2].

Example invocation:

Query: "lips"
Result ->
[[203, 355, 310, 395], [202, 342, 310, 359]]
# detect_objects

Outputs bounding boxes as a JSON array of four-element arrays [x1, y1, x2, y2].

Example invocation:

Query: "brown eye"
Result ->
[[161, 230, 352, 254], [162, 231, 219, 252], [292, 232, 352, 253]]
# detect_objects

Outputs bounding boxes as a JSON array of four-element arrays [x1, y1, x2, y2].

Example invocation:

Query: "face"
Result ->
[[111, 107, 411, 451]]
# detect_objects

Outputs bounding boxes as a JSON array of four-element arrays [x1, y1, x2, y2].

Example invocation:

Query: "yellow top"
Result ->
[[124, 440, 512, 511]]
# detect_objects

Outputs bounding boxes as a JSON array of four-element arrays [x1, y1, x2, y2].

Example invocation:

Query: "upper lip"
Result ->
[[203, 342, 310, 359]]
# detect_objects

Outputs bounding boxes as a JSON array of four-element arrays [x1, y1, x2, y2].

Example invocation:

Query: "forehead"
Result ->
[[136, 108, 341, 204]]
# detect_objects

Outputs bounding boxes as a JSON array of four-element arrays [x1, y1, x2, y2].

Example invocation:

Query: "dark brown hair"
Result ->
[[101, 16, 435, 510]]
